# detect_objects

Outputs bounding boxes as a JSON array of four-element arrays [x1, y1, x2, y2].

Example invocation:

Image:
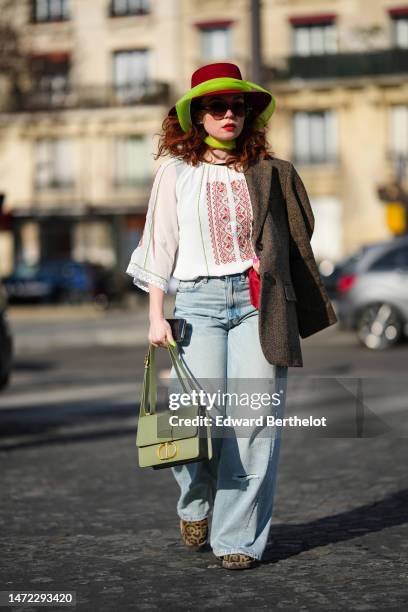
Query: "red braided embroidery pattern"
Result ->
[[206, 181, 236, 265], [231, 179, 253, 261]]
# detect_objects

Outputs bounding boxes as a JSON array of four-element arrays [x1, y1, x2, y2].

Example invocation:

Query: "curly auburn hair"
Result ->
[[154, 97, 275, 173]]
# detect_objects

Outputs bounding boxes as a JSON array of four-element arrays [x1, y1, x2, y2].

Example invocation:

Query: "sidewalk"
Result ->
[[7, 294, 176, 352]]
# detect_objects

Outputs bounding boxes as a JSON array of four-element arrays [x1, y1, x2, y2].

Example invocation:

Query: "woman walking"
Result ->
[[126, 62, 337, 570]]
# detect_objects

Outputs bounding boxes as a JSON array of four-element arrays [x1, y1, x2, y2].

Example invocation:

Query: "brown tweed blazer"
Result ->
[[243, 155, 338, 367]]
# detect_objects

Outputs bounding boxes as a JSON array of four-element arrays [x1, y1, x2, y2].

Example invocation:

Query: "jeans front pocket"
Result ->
[[177, 277, 207, 293]]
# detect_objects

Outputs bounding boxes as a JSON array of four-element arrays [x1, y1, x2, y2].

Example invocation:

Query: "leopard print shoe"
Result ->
[[180, 518, 208, 550], [220, 553, 257, 570]]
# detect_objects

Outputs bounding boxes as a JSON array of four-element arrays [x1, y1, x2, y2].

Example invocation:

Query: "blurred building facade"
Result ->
[[262, 0, 408, 263], [0, 0, 180, 275], [0, 0, 407, 276]]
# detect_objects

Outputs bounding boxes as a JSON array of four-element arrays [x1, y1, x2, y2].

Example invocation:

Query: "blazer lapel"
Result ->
[[244, 158, 273, 253]]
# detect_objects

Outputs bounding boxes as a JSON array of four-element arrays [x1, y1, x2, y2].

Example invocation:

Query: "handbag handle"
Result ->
[[167, 344, 199, 395], [140, 344, 157, 417], [140, 343, 203, 417]]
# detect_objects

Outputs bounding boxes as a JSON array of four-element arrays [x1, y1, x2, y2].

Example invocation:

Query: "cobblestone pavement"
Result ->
[[1, 305, 408, 610], [1, 429, 407, 611]]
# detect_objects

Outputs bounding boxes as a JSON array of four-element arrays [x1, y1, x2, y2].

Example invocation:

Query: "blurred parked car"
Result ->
[[335, 236, 408, 349], [85, 263, 129, 308], [3, 261, 128, 307], [319, 243, 380, 300], [0, 280, 13, 390], [3, 261, 93, 304]]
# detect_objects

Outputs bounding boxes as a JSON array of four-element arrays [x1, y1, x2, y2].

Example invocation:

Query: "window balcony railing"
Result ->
[[8, 81, 170, 112], [31, 13, 70, 23], [34, 179, 75, 191], [271, 48, 408, 81], [113, 176, 154, 189], [291, 153, 339, 166]]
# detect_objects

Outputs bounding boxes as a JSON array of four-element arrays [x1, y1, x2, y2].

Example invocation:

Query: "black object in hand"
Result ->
[[166, 318, 187, 342]]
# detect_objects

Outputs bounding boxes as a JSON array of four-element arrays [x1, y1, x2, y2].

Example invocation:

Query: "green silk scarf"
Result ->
[[203, 134, 236, 150]]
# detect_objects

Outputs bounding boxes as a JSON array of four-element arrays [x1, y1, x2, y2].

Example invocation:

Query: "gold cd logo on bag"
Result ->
[[157, 441, 178, 461]]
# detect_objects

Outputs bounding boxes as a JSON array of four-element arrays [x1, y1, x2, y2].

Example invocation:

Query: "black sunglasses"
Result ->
[[199, 100, 251, 119]]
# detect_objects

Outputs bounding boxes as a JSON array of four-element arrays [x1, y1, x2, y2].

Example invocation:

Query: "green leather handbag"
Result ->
[[136, 343, 213, 470]]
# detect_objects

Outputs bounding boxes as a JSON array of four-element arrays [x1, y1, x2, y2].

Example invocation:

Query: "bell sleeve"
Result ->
[[125, 160, 179, 293]]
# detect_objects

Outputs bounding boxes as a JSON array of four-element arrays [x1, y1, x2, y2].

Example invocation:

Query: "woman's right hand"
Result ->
[[148, 317, 176, 348]]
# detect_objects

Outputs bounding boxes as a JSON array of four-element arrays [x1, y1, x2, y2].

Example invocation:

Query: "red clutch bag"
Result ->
[[248, 266, 260, 310]]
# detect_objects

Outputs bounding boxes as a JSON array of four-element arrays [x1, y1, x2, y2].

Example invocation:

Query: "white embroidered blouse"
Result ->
[[125, 156, 258, 293]]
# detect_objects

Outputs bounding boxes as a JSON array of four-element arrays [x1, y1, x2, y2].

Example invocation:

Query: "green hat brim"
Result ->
[[174, 77, 276, 133]]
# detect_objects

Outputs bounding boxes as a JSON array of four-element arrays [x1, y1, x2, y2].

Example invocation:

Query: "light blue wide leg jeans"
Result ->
[[168, 270, 288, 561]]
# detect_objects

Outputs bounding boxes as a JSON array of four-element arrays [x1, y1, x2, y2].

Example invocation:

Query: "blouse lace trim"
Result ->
[[126, 262, 168, 293]]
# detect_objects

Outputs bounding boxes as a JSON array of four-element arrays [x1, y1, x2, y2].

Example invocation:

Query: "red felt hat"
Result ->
[[168, 62, 274, 129]]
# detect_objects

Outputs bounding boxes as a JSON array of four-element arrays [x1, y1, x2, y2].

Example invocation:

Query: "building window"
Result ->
[[293, 111, 337, 164], [30, 53, 70, 107], [113, 49, 150, 103], [35, 139, 74, 190], [290, 16, 337, 56], [113, 136, 151, 187], [390, 105, 408, 161], [110, 0, 150, 17], [392, 15, 408, 48], [32, 0, 70, 22], [199, 26, 232, 60]]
